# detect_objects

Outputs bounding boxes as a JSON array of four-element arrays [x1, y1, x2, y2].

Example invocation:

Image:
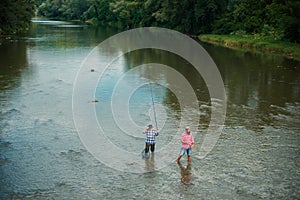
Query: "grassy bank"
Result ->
[[199, 34, 300, 61]]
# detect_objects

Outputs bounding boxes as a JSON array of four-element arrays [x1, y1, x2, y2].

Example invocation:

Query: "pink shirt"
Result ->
[[181, 132, 194, 149]]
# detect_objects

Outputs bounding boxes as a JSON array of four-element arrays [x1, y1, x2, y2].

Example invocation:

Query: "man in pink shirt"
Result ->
[[177, 127, 194, 163]]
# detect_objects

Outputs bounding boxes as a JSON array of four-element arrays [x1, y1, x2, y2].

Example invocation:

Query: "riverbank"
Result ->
[[199, 34, 300, 61]]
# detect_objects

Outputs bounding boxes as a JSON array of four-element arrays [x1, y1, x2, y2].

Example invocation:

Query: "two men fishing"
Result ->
[[143, 125, 195, 163]]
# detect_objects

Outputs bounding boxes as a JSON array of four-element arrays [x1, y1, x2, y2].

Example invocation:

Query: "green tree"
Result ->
[[109, 0, 143, 28], [232, 0, 264, 33], [86, 0, 113, 25], [194, 0, 227, 34], [213, 0, 299, 43], [63, 0, 89, 20], [265, 0, 300, 42], [0, 0, 35, 34], [37, 0, 89, 21], [37, 0, 63, 19], [35, 0, 299, 43], [148, 0, 226, 34]]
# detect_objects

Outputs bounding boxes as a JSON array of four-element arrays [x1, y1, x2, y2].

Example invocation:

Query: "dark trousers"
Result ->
[[145, 143, 155, 153]]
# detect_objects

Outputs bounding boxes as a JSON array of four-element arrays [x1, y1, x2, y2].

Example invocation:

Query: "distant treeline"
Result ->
[[36, 0, 299, 43], [1, 0, 299, 43]]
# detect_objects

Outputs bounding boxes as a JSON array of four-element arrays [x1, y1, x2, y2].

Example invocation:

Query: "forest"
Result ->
[[0, 0, 299, 43], [37, 0, 300, 43]]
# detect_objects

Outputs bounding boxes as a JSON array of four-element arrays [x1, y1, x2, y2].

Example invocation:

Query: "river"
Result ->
[[0, 19, 299, 199]]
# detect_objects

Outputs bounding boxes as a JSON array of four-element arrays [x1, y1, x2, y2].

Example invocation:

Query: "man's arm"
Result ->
[[190, 135, 195, 148], [143, 126, 148, 134]]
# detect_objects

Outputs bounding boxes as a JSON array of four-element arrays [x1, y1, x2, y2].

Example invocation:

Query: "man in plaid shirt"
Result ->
[[143, 124, 159, 154]]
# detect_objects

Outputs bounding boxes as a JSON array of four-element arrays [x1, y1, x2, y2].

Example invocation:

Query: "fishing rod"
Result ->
[[141, 82, 159, 160], [149, 82, 158, 130]]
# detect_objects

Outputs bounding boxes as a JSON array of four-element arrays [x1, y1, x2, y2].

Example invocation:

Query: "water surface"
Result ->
[[0, 19, 299, 199]]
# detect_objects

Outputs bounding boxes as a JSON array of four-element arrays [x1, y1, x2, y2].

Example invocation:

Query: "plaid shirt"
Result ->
[[145, 129, 158, 144]]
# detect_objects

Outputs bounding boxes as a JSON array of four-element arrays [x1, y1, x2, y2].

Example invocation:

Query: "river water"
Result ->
[[0, 19, 299, 199]]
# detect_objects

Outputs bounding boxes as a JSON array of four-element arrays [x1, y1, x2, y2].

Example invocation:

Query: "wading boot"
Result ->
[[177, 155, 182, 163]]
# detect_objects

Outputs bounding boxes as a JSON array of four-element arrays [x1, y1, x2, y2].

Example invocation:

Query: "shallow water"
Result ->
[[0, 19, 299, 199]]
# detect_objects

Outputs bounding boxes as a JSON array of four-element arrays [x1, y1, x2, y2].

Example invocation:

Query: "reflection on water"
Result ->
[[201, 42, 300, 130], [145, 154, 156, 172], [117, 49, 210, 130], [0, 40, 28, 90], [124, 49, 209, 102], [178, 162, 192, 186], [203, 42, 300, 106], [0, 19, 299, 199]]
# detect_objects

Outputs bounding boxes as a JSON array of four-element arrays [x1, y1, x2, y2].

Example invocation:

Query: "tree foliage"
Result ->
[[0, 0, 35, 35], [37, 0, 89, 21], [214, 0, 300, 42], [36, 0, 300, 43]]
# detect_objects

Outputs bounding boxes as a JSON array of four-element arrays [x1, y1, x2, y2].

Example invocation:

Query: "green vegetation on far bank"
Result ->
[[1, 0, 299, 54], [35, 0, 299, 44], [199, 34, 300, 61]]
